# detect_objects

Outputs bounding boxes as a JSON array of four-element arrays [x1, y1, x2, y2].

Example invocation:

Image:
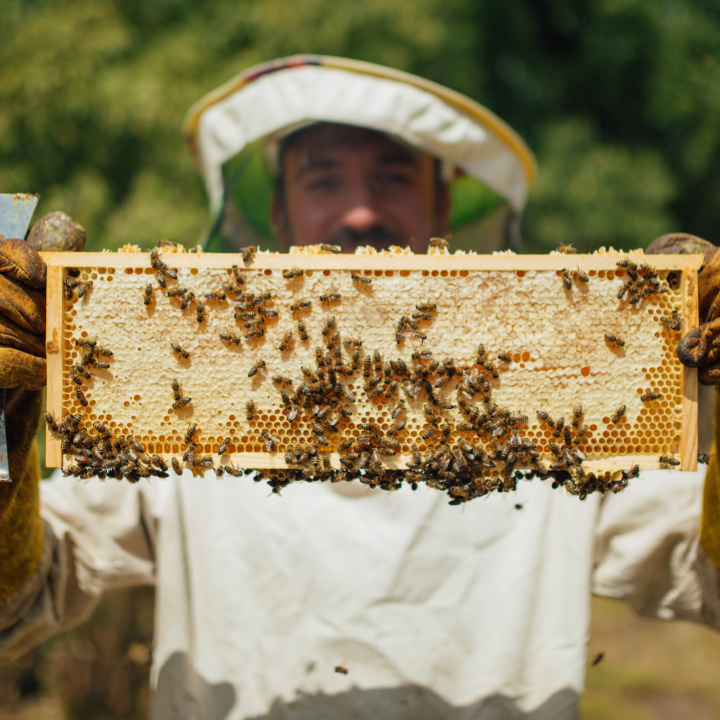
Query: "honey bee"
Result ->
[[290, 299, 312, 313], [659, 455, 680, 468], [384, 381, 399, 398], [497, 352, 512, 363], [571, 405, 584, 427], [556, 243, 577, 254], [204, 291, 226, 302], [75, 280, 93, 299], [217, 437, 231, 455], [412, 311, 433, 321], [245, 328, 265, 340], [257, 306, 278, 319], [171, 379, 182, 400], [156, 271, 167, 289], [320, 244, 342, 254], [660, 311, 681, 331], [143, 283, 154, 305], [261, 430, 279, 451], [351, 272, 372, 285], [240, 246, 257, 262], [279, 332, 293, 352], [245, 400, 256, 421], [639, 262, 657, 276], [152, 455, 169, 471], [561, 269, 572, 290], [421, 428, 436, 440], [321, 316, 337, 336], [45, 411, 59, 433], [127, 435, 145, 453], [219, 332, 242, 345], [611, 405, 627, 423], [75, 387, 88, 406], [171, 342, 190, 358], [429, 237, 449, 249], [604, 333, 625, 349], [180, 291, 196, 310], [416, 303, 437, 313], [196, 302, 206, 323], [572, 268, 589, 283], [282, 267, 304, 279], [167, 286, 188, 298], [320, 292, 341, 305], [640, 392, 662, 401], [248, 359, 267, 378], [172, 397, 192, 409], [334, 665, 349, 675]]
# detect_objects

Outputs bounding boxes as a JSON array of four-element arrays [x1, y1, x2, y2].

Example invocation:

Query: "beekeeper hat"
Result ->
[[183, 55, 537, 251]]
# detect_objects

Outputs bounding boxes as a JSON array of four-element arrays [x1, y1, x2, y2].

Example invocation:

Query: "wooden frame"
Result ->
[[43, 251, 704, 474]]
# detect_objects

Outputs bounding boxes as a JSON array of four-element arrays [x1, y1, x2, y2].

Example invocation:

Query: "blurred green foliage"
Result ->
[[2, 0, 719, 253]]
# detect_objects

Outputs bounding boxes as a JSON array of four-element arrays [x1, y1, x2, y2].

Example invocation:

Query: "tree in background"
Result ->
[[2, 0, 719, 254]]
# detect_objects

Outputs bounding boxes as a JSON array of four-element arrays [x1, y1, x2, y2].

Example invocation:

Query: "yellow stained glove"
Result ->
[[0, 214, 85, 602]]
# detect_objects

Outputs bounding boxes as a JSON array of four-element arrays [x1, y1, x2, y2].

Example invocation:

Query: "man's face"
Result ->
[[272, 124, 449, 253]]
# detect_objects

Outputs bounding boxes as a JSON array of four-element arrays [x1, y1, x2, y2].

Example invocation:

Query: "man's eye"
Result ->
[[377, 172, 413, 187], [307, 176, 340, 191]]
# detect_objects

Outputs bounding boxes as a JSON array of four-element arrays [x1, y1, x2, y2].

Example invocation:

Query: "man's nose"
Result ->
[[340, 183, 383, 233], [341, 204, 381, 233]]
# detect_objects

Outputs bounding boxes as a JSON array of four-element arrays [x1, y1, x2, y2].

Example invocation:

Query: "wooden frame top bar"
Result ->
[[40, 252, 704, 272]]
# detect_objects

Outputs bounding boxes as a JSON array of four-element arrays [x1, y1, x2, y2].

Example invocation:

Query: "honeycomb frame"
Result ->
[[43, 249, 702, 476]]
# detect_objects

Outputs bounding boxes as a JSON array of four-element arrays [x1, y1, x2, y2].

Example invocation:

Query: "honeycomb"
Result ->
[[45, 246, 699, 502]]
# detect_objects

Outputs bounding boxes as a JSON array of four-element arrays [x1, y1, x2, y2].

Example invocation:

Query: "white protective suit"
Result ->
[[2, 467, 720, 720]]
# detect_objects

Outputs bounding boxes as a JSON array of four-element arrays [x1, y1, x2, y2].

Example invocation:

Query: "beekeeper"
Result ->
[[2, 55, 720, 720]]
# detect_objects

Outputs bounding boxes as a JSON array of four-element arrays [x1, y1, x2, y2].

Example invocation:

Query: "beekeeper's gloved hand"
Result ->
[[0, 212, 85, 604], [645, 232, 720, 385]]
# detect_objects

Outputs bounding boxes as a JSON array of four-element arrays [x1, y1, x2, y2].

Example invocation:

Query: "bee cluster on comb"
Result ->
[[44, 242, 700, 503]]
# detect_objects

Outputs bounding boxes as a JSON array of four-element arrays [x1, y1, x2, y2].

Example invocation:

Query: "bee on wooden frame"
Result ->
[[240, 246, 257, 263], [429, 237, 449, 250], [659, 455, 680, 468], [320, 244, 342, 254]]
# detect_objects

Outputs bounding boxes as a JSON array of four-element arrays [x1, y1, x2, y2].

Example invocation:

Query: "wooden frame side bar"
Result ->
[[45, 265, 64, 467], [680, 265, 699, 472]]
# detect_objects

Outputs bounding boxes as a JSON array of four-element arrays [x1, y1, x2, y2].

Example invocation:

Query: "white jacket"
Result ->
[[1, 468, 719, 720]]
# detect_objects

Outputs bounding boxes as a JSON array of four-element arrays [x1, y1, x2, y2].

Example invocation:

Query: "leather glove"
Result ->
[[0, 213, 85, 605], [645, 232, 720, 385]]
